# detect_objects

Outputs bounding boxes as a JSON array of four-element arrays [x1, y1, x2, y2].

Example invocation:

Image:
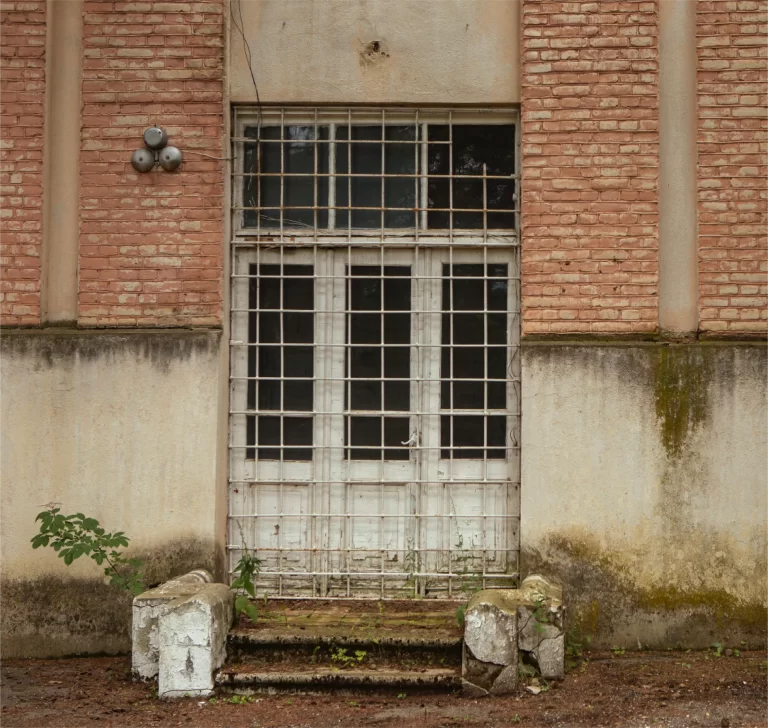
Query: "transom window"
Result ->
[[234, 108, 517, 235], [229, 108, 520, 598]]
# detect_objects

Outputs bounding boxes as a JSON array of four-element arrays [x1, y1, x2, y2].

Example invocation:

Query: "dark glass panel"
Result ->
[[283, 381, 313, 411], [384, 381, 409, 411], [350, 314, 382, 344], [283, 417, 313, 460], [351, 380, 382, 411], [487, 415, 507, 459], [257, 415, 281, 459], [427, 125, 515, 230], [384, 126, 418, 228], [383, 417, 410, 460], [284, 347, 313, 377], [384, 347, 410, 379], [243, 126, 329, 229], [348, 416, 382, 460], [283, 312, 313, 343], [336, 126, 382, 229]]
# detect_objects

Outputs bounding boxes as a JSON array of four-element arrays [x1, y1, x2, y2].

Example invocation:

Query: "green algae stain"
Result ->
[[653, 346, 711, 458]]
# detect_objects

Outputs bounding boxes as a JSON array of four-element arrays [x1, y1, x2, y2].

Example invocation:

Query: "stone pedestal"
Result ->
[[132, 570, 213, 680], [158, 584, 234, 698], [461, 574, 564, 696], [132, 570, 234, 699]]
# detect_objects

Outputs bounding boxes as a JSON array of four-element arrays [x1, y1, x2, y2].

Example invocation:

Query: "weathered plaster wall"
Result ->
[[0, 330, 225, 657], [521, 342, 768, 648], [229, 0, 521, 104]]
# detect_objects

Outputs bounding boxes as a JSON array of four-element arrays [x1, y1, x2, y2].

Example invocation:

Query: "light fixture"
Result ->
[[130, 125, 182, 173]]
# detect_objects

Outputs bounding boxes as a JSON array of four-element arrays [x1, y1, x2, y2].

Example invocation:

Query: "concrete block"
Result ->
[[132, 570, 213, 680], [158, 583, 234, 699]]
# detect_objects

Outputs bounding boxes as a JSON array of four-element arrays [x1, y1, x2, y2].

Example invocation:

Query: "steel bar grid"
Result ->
[[229, 107, 521, 599]]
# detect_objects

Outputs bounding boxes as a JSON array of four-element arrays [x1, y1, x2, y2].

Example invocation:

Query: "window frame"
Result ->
[[231, 107, 520, 242]]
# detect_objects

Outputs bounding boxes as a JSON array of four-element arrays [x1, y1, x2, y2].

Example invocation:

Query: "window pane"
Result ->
[[243, 125, 329, 229], [247, 264, 314, 460], [440, 264, 509, 459], [427, 125, 515, 230], [345, 266, 411, 460], [336, 126, 417, 229]]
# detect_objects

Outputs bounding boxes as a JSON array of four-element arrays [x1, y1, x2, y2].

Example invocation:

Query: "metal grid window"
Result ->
[[230, 108, 521, 599]]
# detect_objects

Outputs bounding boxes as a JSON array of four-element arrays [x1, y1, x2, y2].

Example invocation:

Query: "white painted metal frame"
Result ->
[[229, 107, 520, 599]]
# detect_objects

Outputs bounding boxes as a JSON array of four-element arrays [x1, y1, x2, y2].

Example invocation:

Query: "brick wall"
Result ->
[[697, 0, 768, 334], [0, 0, 46, 326], [79, 0, 225, 327], [520, 0, 659, 335]]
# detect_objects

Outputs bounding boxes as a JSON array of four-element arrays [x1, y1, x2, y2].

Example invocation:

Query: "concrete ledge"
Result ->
[[158, 583, 234, 699], [132, 570, 213, 680]]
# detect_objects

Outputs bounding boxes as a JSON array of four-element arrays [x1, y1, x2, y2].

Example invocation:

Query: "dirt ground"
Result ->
[[2, 650, 766, 728]]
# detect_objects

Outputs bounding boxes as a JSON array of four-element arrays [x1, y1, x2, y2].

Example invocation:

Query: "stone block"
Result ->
[[489, 664, 517, 696], [516, 574, 565, 680], [533, 633, 565, 680], [462, 589, 519, 696], [464, 590, 519, 665], [461, 574, 564, 696], [158, 583, 234, 699], [132, 570, 213, 680]]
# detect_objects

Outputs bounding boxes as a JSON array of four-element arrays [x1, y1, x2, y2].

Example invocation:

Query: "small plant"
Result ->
[[611, 646, 625, 656], [221, 695, 255, 705], [455, 605, 466, 628], [711, 641, 724, 657], [330, 647, 367, 667], [231, 550, 262, 624], [31, 506, 144, 595], [512, 715, 521, 724], [397, 692, 407, 699]]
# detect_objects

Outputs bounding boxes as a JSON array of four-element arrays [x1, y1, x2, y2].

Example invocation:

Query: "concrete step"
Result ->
[[216, 666, 461, 694], [218, 599, 464, 694]]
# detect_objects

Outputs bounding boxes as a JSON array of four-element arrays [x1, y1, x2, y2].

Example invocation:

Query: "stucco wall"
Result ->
[[521, 342, 768, 648], [0, 330, 226, 657], [229, 0, 521, 104]]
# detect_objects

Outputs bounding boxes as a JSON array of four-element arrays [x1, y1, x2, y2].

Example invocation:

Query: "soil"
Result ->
[[2, 650, 766, 727]]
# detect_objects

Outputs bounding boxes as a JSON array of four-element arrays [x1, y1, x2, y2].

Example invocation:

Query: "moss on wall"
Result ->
[[1, 536, 222, 658], [522, 530, 767, 650], [653, 346, 712, 458]]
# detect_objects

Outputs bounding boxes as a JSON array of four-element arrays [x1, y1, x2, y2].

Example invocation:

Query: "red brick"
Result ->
[[521, 0, 660, 334], [77, 0, 224, 327], [696, 0, 768, 334], [0, 0, 45, 325]]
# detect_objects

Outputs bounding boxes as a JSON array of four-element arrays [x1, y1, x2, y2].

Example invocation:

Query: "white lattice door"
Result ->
[[229, 107, 520, 598]]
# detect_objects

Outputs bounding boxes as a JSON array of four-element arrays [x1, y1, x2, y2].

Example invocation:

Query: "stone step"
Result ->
[[216, 666, 461, 694], [227, 627, 462, 667], [225, 600, 464, 671]]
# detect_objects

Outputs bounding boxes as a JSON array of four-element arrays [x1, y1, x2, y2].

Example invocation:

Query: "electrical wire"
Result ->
[[230, 0, 262, 142]]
